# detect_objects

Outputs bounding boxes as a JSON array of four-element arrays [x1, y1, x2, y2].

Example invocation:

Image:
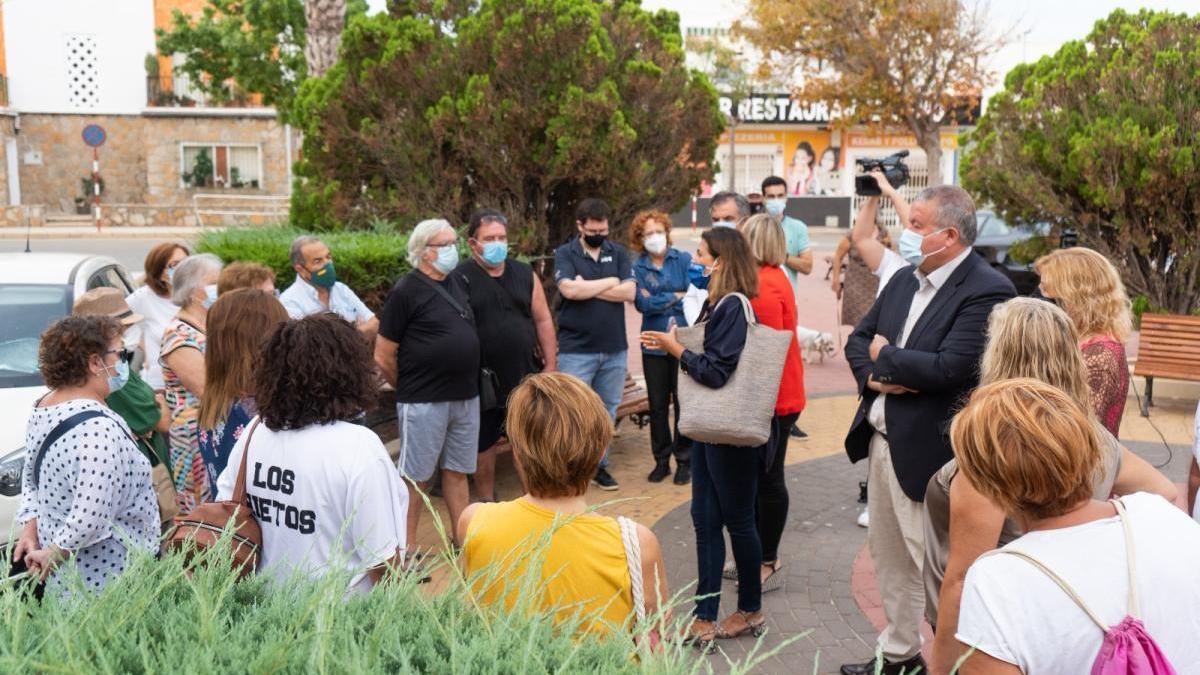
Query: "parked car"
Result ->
[[0, 252, 136, 544], [971, 210, 1051, 295]]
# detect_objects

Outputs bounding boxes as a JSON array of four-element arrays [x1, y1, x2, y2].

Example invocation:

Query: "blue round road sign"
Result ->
[[82, 124, 107, 147]]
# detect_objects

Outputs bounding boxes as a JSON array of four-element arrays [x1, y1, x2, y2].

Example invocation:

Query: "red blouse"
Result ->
[[750, 265, 806, 416]]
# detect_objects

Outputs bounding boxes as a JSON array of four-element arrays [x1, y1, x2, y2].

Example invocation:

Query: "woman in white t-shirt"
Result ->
[[950, 379, 1200, 674], [216, 313, 408, 593], [126, 242, 190, 389]]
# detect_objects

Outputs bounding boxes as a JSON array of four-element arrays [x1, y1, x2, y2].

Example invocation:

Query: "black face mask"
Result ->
[[1030, 287, 1059, 307], [582, 233, 607, 248]]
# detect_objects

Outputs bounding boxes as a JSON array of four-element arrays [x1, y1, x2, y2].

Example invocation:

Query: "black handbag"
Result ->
[[413, 272, 502, 411]]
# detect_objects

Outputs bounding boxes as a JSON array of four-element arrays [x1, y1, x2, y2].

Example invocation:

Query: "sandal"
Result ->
[[715, 610, 767, 639], [404, 551, 433, 584], [721, 561, 738, 581], [682, 618, 718, 654], [761, 560, 785, 593]]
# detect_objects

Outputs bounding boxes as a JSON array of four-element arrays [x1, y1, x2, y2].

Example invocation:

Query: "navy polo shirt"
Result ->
[[554, 236, 634, 354]]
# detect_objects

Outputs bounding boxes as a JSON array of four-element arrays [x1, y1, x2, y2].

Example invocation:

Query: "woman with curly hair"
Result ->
[[14, 315, 158, 594], [630, 209, 693, 484], [1033, 247, 1132, 435], [216, 313, 407, 593]]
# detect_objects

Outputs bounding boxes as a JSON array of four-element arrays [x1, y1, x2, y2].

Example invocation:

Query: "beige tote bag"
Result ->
[[675, 292, 792, 447]]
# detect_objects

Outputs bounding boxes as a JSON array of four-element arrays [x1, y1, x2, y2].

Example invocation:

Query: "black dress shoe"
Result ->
[[647, 462, 671, 483], [789, 423, 808, 439], [672, 464, 691, 485], [840, 655, 927, 675]]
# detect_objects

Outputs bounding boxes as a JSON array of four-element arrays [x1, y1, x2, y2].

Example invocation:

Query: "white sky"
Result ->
[[365, 0, 1197, 98]]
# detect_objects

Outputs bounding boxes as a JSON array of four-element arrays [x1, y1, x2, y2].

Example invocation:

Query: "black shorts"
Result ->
[[479, 406, 506, 452]]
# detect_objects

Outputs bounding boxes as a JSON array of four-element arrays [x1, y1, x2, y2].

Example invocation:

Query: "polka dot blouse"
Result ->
[[17, 399, 159, 594]]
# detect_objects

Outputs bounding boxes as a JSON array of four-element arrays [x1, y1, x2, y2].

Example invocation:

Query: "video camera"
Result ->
[[854, 150, 910, 196]]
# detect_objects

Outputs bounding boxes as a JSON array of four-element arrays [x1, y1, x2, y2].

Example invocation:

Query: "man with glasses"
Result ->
[[554, 198, 635, 491], [455, 208, 558, 503], [375, 219, 481, 557], [280, 235, 379, 341]]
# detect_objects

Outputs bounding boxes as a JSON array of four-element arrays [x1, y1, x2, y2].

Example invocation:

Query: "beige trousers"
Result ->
[[867, 432, 926, 662]]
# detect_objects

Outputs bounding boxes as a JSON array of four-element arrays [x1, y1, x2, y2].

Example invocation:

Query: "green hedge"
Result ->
[[0, 516, 795, 673], [196, 224, 412, 312]]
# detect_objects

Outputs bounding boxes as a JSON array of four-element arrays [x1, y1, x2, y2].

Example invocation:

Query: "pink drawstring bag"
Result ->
[[998, 499, 1177, 675]]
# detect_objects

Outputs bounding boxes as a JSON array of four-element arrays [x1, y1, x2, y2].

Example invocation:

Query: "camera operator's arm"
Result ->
[[874, 169, 912, 229], [851, 195, 888, 273]]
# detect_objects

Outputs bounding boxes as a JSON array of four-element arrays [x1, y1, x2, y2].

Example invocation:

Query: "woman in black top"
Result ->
[[640, 226, 765, 649], [456, 209, 558, 502]]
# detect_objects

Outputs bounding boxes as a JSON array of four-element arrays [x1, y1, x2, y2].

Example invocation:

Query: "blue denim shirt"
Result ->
[[634, 247, 692, 355]]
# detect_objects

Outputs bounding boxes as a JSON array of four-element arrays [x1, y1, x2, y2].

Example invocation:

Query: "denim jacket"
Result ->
[[634, 248, 692, 355]]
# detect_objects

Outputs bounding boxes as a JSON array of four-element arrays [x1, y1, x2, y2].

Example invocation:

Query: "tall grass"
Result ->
[[0, 492, 804, 674]]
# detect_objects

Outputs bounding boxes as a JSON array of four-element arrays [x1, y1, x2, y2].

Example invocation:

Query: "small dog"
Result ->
[[795, 325, 837, 364]]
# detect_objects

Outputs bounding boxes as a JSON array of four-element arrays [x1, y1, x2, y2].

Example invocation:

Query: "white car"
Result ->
[[0, 252, 135, 544]]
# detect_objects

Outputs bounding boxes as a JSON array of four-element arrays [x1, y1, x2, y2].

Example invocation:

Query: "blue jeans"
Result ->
[[558, 350, 627, 468], [691, 441, 762, 620]]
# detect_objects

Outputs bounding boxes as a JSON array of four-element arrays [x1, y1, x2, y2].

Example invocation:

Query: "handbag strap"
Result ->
[[233, 418, 262, 504], [32, 410, 107, 488], [987, 498, 1138, 632], [617, 516, 646, 626], [413, 271, 472, 322]]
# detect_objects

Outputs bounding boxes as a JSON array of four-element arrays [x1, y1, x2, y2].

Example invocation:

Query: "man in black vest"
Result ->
[[840, 185, 1016, 675], [455, 209, 558, 503]]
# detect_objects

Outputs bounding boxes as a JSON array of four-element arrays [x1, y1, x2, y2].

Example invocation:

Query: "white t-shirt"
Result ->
[[216, 419, 408, 594], [126, 285, 181, 389], [873, 248, 909, 297], [957, 492, 1200, 673]]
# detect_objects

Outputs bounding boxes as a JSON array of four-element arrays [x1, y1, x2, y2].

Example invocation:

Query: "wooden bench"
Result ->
[[1132, 314, 1200, 417], [368, 373, 652, 450]]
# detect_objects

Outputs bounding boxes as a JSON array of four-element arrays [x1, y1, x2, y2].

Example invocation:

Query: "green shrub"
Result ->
[[0, 505, 797, 674], [196, 223, 411, 312]]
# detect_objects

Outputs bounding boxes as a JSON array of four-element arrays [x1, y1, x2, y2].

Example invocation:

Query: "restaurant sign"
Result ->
[[718, 94, 832, 125]]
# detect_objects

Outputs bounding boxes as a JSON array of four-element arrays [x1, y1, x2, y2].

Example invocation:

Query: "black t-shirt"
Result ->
[[455, 259, 541, 397], [553, 237, 633, 354], [378, 270, 480, 403]]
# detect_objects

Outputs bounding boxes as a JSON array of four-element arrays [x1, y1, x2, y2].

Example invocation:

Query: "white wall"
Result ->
[[4, 0, 156, 114]]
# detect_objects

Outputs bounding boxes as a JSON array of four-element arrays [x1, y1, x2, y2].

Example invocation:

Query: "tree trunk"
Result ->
[[727, 117, 737, 192], [919, 133, 944, 187], [305, 0, 346, 78]]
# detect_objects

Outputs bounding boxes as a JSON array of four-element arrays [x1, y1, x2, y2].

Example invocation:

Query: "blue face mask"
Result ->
[[105, 359, 129, 394], [166, 266, 176, 285], [897, 228, 949, 266], [201, 284, 218, 309], [687, 262, 710, 290], [764, 199, 787, 217], [433, 245, 460, 274], [480, 241, 508, 267]]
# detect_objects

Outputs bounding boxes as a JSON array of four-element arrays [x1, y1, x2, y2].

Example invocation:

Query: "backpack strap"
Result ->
[[1111, 498, 1140, 619], [32, 410, 109, 488], [617, 516, 645, 626]]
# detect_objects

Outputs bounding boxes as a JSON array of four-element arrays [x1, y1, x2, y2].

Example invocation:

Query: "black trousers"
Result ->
[[758, 412, 799, 563], [642, 353, 691, 467]]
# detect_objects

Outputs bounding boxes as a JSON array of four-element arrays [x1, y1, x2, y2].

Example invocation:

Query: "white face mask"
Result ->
[[643, 233, 668, 256]]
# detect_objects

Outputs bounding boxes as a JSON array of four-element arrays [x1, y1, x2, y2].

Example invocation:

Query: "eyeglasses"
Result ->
[[427, 242, 456, 250], [105, 348, 134, 364]]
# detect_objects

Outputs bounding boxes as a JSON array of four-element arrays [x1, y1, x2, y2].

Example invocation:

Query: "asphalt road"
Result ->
[[1, 238, 165, 272]]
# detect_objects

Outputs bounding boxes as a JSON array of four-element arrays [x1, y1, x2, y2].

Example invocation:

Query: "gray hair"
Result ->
[[407, 219, 455, 267], [914, 185, 978, 245], [171, 253, 223, 307], [289, 235, 323, 267], [710, 191, 750, 219]]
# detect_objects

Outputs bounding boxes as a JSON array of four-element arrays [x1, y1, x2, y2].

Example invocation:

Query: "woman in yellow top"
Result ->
[[457, 372, 668, 638]]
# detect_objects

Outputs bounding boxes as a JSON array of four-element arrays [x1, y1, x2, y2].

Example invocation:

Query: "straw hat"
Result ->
[[73, 287, 143, 325]]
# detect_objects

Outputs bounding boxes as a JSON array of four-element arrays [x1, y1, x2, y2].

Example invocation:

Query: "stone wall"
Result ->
[[0, 115, 13, 206], [0, 204, 46, 227], [11, 112, 293, 215]]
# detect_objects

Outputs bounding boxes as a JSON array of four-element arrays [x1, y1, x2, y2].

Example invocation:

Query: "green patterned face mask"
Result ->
[[308, 262, 337, 289]]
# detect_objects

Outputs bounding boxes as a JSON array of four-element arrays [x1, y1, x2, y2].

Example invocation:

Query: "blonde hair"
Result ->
[[505, 373, 614, 498], [740, 214, 787, 267], [951, 378, 1103, 521], [980, 297, 1092, 409], [1034, 247, 1131, 342]]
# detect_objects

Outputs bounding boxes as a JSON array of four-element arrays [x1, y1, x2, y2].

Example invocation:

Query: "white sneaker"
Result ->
[[857, 509, 869, 528]]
